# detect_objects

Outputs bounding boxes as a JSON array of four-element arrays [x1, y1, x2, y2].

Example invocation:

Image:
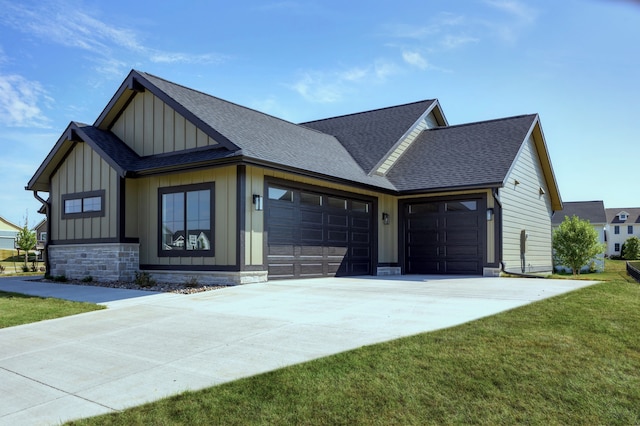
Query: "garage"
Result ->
[[402, 198, 485, 275], [266, 183, 374, 279]]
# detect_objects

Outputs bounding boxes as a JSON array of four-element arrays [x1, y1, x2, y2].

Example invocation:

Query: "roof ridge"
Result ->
[[427, 113, 538, 131], [136, 70, 309, 130], [300, 99, 436, 125]]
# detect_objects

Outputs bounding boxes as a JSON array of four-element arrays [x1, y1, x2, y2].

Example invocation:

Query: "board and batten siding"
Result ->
[[51, 142, 118, 241], [500, 133, 553, 273], [375, 111, 439, 176], [245, 166, 397, 266], [126, 166, 237, 267], [110, 90, 219, 156]]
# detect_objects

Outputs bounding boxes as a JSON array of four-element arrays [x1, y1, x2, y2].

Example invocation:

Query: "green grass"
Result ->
[[0, 291, 104, 328], [68, 266, 640, 425]]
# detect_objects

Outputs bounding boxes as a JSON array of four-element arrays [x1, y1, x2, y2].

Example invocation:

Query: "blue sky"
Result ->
[[0, 0, 638, 226]]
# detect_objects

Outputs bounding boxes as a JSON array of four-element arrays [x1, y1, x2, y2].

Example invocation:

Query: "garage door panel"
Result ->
[[407, 217, 438, 230], [300, 227, 323, 242], [352, 217, 370, 229], [407, 230, 438, 244], [445, 261, 481, 274], [445, 215, 479, 228], [408, 259, 440, 274], [300, 263, 324, 277], [328, 230, 348, 243], [444, 229, 479, 243], [268, 263, 294, 279], [445, 245, 479, 256], [351, 247, 370, 258], [328, 214, 348, 227], [268, 244, 295, 256], [299, 245, 324, 256], [350, 262, 371, 275], [300, 209, 323, 225]]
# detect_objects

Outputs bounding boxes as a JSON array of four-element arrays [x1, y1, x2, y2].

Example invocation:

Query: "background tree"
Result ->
[[552, 215, 605, 276], [15, 221, 37, 271], [622, 236, 640, 260]]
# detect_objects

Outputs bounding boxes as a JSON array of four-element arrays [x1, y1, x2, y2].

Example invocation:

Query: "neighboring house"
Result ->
[[26, 70, 563, 284], [33, 218, 48, 261], [0, 216, 21, 251], [605, 208, 640, 257], [551, 201, 606, 272]]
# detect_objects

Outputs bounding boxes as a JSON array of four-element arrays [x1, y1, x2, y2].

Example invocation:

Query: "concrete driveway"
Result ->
[[0, 275, 597, 425]]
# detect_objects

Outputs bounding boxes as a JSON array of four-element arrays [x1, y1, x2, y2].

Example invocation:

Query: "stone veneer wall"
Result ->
[[48, 243, 140, 282], [147, 270, 268, 286]]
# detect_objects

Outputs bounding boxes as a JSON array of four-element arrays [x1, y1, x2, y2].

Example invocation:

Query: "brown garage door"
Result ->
[[266, 184, 373, 279], [404, 199, 484, 275]]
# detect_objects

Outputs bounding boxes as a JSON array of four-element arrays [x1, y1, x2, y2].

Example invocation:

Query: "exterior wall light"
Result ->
[[253, 194, 263, 211], [486, 208, 494, 221], [382, 212, 390, 225]]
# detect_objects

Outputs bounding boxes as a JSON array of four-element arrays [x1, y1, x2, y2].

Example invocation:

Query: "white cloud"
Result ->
[[0, 74, 51, 128], [440, 34, 479, 50], [481, 0, 539, 44], [483, 0, 538, 24], [402, 51, 430, 70], [289, 61, 401, 103], [0, 1, 225, 77]]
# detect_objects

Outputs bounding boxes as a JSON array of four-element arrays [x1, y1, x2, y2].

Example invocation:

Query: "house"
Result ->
[[26, 70, 563, 284], [605, 208, 640, 257], [0, 216, 21, 251], [33, 218, 47, 261], [551, 201, 606, 272]]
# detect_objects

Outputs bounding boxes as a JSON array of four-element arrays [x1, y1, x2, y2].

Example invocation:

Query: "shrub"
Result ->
[[21, 265, 30, 273], [135, 271, 156, 288], [82, 276, 93, 283], [622, 236, 640, 260], [53, 275, 68, 282], [0, 265, 4, 273], [553, 215, 605, 276], [185, 276, 200, 288]]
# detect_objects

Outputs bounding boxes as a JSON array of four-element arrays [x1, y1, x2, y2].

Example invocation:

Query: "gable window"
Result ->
[[619, 213, 628, 221], [629, 226, 633, 235], [159, 183, 214, 256], [614, 226, 620, 235], [61, 190, 105, 219]]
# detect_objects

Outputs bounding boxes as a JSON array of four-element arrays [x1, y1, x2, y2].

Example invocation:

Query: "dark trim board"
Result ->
[[140, 264, 262, 272], [49, 237, 139, 245]]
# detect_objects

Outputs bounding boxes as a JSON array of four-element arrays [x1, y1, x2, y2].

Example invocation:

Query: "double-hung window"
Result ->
[[159, 183, 214, 256], [61, 190, 105, 219]]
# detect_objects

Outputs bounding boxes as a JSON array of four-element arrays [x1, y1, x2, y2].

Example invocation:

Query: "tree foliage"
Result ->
[[622, 236, 640, 260], [552, 215, 605, 275], [15, 222, 37, 269]]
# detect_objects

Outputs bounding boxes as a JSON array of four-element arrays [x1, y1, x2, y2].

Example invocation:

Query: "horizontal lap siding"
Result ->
[[111, 91, 219, 156], [500, 134, 553, 273], [52, 143, 117, 241], [129, 166, 237, 267]]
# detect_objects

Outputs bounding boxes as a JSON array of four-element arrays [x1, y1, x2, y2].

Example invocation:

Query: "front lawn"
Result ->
[[68, 276, 640, 424], [0, 291, 104, 328]]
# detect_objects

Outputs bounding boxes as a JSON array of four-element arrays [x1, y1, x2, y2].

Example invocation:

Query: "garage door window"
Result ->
[[328, 197, 347, 209], [446, 201, 477, 212], [268, 187, 293, 202], [301, 192, 322, 206]]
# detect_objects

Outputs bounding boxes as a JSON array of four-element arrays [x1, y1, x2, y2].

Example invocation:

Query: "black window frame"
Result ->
[[628, 225, 633, 235], [158, 182, 215, 258], [614, 225, 620, 235], [615, 243, 620, 252], [61, 190, 106, 219]]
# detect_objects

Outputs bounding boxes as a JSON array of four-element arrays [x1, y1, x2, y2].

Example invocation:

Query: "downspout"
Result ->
[[32, 191, 50, 277], [493, 189, 542, 279]]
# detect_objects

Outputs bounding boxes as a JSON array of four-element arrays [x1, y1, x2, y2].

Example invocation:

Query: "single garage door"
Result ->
[[404, 198, 484, 275], [266, 184, 373, 279]]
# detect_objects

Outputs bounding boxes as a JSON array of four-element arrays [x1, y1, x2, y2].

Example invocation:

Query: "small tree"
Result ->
[[15, 221, 37, 271], [552, 215, 605, 276], [622, 236, 640, 260]]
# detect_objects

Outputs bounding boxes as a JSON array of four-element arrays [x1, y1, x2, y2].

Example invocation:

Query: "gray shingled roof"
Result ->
[[137, 72, 395, 190], [605, 208, 640, 224], [300, 100, 436, 174], [551, 201, 606, 224], [386, 114, 538, 192]]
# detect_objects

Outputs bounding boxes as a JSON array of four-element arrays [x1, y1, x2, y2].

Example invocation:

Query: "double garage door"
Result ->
[[266, 183, 373, 279], [403, 198, 485, 275]]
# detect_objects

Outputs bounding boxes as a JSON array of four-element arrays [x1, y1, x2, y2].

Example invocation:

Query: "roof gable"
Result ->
[[386, 114, 540, 191], [301, 100, 445, 174], [606, 208, 640, 224], [0, 216, 21, 231]]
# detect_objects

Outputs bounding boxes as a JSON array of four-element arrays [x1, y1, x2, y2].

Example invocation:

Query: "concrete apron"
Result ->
[[0, 275, 598, 425]]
